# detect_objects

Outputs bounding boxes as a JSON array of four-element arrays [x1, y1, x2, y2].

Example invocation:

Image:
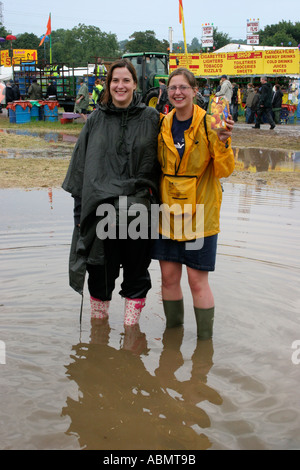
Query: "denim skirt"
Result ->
[[151, 234, 218, 271]]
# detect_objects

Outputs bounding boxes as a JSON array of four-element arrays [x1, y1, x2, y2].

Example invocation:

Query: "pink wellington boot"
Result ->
[[124, 298, 146, 326], [90, 296, 110, 319]]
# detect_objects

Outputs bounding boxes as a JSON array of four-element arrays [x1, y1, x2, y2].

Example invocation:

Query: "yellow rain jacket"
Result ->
[[158, 105, 235, 241]]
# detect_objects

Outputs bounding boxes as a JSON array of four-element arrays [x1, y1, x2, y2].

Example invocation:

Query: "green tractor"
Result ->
[[122, 52, 169, 108]]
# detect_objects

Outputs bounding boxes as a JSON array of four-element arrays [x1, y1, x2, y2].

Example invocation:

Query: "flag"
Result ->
[[179, 0, 183, 24], [39, 14, 51, 46]]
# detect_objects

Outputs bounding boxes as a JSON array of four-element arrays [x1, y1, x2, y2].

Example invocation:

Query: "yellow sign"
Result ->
[[199, 53, 227, 76], [12, 49, 38, 65], [169, 54, 201, 75], [225, 51, 264, 75], [0, 50, 11, 67], [0, 49, 38, 67], [170, 49, 300, 77], [263, 49, 299, 75]]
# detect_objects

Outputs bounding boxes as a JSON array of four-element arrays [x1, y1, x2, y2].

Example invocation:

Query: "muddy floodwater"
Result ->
[[0, 181, 300, 450]]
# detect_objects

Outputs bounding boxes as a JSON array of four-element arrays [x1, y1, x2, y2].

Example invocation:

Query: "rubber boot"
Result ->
[[194, 306, 214, 340], [163, 299, 184, 328], [124, 298, 146, 326], [90, 296, 110, 319]]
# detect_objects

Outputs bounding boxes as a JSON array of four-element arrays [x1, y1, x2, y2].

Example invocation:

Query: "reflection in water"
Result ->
[[233, 147, 299, 173], [62, 320, 221, 450], [1, 186, 299, 449], [2, 127, 300, 173]]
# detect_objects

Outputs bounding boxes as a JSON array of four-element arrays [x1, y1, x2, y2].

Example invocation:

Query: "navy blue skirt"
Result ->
[[151, 234, 218, 271]]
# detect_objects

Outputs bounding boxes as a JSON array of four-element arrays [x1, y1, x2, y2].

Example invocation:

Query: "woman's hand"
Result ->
[[216, 113, 234, 143]]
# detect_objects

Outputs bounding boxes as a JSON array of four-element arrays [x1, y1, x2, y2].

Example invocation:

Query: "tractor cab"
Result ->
[[122, 52, 169, 107]]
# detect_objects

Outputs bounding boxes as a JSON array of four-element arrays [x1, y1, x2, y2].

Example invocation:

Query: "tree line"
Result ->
[[0, 21, 299, 65]]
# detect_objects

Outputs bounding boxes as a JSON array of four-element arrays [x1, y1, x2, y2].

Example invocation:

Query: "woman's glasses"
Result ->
[[167, 85, 192, 92]]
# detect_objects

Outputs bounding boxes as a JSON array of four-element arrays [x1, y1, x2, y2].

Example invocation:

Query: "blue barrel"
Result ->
[[8, 108, 16, 123], [44, 102, 58, 121], [15, 103, 31, 124], [30, 104, 40, 121]]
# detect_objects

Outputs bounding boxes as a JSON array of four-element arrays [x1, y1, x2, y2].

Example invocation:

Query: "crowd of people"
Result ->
[[155, 73, 284, 130], [199, 74, 283, 128]]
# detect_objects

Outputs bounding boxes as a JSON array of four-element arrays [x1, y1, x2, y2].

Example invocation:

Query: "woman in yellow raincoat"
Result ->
[[152, 68, 235, 340]]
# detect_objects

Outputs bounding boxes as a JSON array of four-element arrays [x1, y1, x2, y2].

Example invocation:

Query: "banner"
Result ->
[[12, 49, 38, 64], [264, 49, 299, 75], [201, 38, 214, 48], [0, 49, 38, 66], [202, 26, 213, 37], [226, 51, 264, 75], [247, 35, 259, 45], [0, 50, 10, 67], [247, 20, 259, 34], [169, 49, 299, 76]]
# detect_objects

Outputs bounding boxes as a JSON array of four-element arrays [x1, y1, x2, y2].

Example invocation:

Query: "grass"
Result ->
[[0, 158, 69, 188]]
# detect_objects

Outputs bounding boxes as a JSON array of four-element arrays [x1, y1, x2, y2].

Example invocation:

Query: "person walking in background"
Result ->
[[74, 79, 90, 121], [27, 78, 42, 100], [215, 74, 233, 105], [156, 78, 169, 114], [245, 83, 255, 123], [46, 80, 57, 99], [272, 84, 283, 124], [202, 83, 211, 110], [92, 78, 103, 106], [230, 83, 241, 122], [5, 80, 16, 104], [63, 59, 160, 327], [247, 87, 260, 124], [253, 76, 276, 130], [151, 68, 235, 340]]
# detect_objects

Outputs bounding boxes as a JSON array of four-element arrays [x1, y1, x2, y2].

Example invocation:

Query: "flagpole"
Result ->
[[49, 13, 52, 65], [179, 1, 189, 61], [181, 11, 188, 58]]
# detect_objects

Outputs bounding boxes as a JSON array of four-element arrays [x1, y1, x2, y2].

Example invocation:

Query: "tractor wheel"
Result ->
[[145, 90, 159, 108]]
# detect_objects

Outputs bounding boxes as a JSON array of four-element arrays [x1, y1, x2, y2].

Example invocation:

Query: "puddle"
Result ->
[[234, 147, 300, 172], [0, 184, 299, 450], [1, 128, 300, 172], [0, 128, 78, 144]]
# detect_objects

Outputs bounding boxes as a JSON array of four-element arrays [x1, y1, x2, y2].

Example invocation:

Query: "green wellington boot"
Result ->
[[194, 306, 215, 340], [163, 299, 184, 328]]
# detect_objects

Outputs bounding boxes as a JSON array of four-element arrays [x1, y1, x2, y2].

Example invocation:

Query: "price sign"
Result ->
[[12, 49, 38, 64], [201, 37, 214, 48], [202, 26, 213, 37], [0, 50, 11, 67], [247, 35, 260, 45], [247, 21, 259, 33]]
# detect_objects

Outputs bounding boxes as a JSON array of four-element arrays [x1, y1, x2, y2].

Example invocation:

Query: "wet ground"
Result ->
[[1, 182, 299, 450]]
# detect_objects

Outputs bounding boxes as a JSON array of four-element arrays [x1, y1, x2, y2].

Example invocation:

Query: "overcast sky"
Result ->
[[2, 0, 299, 45]]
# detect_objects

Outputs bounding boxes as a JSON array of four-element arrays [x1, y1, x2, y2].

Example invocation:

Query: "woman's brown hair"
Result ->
[[167, 67, 198, 88]]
